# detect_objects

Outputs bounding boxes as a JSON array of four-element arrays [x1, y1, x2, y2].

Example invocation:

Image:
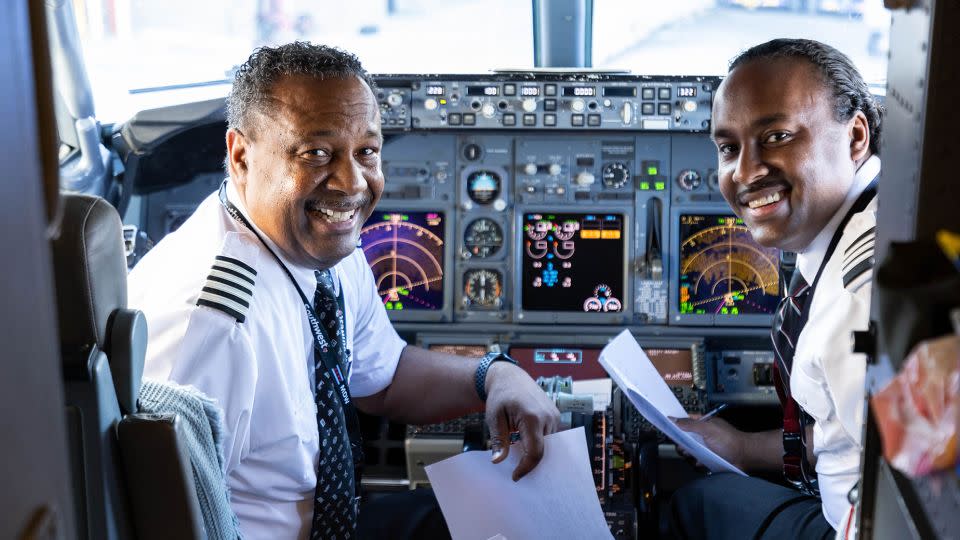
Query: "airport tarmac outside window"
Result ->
[[72, 0, 890, 124]]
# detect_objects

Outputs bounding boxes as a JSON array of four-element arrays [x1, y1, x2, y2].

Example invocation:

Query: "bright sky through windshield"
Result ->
[[72, 0, 889, 123]]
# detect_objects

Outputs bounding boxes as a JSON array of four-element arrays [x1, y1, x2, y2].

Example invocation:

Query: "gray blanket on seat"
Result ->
[[138, 380, 243, 539]]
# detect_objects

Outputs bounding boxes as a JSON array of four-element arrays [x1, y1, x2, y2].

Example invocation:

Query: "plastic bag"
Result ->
[[872, 334, 960, 477]]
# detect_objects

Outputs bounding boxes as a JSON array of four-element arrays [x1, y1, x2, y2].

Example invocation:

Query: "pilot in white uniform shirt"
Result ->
[[790, 155, 880, 536], [128, 178, 406, 539]]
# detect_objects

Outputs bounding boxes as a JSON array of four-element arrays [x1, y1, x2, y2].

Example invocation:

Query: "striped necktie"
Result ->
[[771, 270, 818, 494]]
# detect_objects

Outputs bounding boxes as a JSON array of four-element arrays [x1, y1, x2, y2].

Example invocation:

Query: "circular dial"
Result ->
[[602, 162, 630, 189], [466, 170, 501, 205], [676, 169, 702, 191], [463, 218, 504, 259], [679, 215, 780, 316], [464, 269, 503, 307]]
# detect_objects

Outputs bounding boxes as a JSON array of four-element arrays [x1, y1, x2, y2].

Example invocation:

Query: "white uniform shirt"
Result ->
[[129, 180, 407, 539], [792, 156, 880, 532]]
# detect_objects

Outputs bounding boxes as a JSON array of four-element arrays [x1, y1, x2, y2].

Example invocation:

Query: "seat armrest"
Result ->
[[117, 413, 205, 540]]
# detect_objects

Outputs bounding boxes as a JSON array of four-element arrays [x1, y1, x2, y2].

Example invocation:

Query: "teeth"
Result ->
[[747, 191, 783, 209], [314, 207, 357, 223]]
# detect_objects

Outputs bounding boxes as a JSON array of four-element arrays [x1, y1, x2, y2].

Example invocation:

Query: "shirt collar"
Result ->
[[796, 155, 880, 283], [225, 178, 340, 296]]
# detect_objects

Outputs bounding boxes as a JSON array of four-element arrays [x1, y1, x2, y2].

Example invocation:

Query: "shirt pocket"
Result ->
[[790, 364, 833, 422]]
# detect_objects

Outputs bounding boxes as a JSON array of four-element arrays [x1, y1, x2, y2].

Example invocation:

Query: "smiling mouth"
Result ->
[[747, 191, 784, 209], [306, 201, 362, 224]]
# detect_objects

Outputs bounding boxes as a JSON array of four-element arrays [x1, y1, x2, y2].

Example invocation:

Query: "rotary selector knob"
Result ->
[[482, 102, 496, 118], [424, 98, 438, 111], [707, 169, 720, 190], [522, 98, 537, 113], [676, 169, 703, 191], [571, 99, 586, 113], [602, 162, 630, 189], [575, 172, 596, 186], [523, 163, 539, 176], [547, 163, 562, 176], [386, 93, 403, 107]]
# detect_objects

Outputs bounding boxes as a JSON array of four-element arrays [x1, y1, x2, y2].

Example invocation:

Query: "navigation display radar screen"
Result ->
[[360, 211, 445, 311], [679, 214, 780, 316], [521, 213, 625, 312]]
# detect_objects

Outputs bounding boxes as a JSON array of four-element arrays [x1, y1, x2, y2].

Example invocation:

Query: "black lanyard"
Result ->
[[217, 181, 365, 474]]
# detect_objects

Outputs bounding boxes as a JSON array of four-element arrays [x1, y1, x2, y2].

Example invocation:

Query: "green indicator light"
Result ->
[[647, 166, 658, 176], [385, 302, 394, 310], [640, 182, 650, 190], [655, 181, 665, 190], [732, 307, 739, 315], [396, 303, 404, 310], [721, 307, 729, 314]]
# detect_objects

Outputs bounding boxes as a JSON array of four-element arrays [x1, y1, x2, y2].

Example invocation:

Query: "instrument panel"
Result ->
[[126, 72, 780, 412]]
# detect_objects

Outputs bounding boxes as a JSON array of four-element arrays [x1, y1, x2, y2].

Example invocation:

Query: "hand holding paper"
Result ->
[[425, 427, 612, 540], [599, 330, 744, 476]]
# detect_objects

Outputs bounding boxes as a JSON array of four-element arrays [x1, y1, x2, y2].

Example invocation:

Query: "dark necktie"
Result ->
[[771, 270, 819, 494], [310, 269, 357, 539]]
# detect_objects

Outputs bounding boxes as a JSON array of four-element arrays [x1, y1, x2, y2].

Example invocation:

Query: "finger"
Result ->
[[512, 419, 545, 481], [488, 408, 512, 464]]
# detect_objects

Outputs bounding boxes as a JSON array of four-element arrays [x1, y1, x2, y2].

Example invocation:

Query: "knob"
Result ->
[[523, 163, 539, 176], [676, 169, 702, 191], [386, 93, 403, 107], [424, 98, 438, 111], [548, 163, 562, 176], [683, 100, 698, 112], [522, 98, 537, 112], [571, 99, 586, 113], [492, 199, 507, 212], [575, 172, 596, 186], [620, 103, 633, 125], [462, 143, 482, 161], [481, 103, 496, 118]]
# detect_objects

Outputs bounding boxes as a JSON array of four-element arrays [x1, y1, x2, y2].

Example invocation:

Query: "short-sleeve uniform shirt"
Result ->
[[128, 179, 406, 539]]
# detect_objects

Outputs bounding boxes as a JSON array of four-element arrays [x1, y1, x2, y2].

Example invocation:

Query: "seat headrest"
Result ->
[[52, 193, 128, 358]]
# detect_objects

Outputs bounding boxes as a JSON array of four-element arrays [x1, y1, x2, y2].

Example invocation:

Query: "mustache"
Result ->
[[306, 195, 371, 211], [737, 178, 789, 204]]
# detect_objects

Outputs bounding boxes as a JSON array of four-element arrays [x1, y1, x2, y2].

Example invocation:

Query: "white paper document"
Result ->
[[425, 427, 613, 540], [599, 329, 745, 476]]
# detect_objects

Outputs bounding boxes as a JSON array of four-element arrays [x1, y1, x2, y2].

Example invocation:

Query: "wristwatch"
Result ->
[[474, 352, 519, 401]]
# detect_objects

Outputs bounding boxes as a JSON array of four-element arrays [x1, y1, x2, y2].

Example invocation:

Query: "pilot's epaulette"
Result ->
[[842, 226, 876, 289], [196, 255, 257, 323]]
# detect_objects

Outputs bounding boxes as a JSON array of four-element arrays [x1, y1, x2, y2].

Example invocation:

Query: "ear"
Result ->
[[848, 110, 870, 162], [226, 128, 249, 186]]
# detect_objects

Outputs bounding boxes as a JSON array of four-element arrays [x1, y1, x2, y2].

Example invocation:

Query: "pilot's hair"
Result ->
[[730, 38, 883, 155], [227, 41, 378, 136]]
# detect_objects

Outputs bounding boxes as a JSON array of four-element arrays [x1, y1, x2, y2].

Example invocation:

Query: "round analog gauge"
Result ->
[[676, 169, 702, 191], [602, 162, 630, 189], [463, 218, 504, 259], [466, 170, 501, 205], [464, 269, 503, 307]]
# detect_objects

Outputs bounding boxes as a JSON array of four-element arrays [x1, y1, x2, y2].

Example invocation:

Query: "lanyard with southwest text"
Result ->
[[217, 181, 365, 475]]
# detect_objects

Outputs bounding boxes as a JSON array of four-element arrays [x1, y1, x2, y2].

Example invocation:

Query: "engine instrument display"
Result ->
[[521, 213, 625, 313], [678, 214, 780, 316], [360, 211, 445, 311]]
